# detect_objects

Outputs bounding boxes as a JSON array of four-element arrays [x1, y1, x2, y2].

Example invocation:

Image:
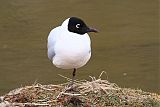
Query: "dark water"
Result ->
[[0, 0, 159, 95]]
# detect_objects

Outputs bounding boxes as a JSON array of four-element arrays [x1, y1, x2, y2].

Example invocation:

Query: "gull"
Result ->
[[47, 17, 98, 84]]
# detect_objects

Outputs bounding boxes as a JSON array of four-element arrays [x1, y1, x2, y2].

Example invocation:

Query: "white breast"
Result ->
[[53, 31, 91, 69]]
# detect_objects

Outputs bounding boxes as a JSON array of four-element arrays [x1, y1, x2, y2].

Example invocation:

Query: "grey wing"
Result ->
[[47, 27, 60, 61]]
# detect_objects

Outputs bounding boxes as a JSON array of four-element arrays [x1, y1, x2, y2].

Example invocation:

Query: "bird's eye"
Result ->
[[76, 24, 80, 28]]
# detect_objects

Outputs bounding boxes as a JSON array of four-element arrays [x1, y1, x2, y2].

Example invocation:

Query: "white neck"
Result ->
[[61, 18, 70, 29]]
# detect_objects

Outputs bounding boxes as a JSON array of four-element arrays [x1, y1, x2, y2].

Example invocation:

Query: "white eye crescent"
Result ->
[[76, 24, 80, 28]]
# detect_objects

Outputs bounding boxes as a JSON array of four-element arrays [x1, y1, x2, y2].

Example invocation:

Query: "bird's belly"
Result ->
[[53, 47, 91, 69], [52, 35, 91, 69]]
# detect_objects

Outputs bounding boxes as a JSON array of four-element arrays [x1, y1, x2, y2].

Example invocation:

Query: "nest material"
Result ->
[[0, 72, 160, 107]]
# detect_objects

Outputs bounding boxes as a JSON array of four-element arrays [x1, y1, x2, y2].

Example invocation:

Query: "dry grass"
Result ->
[[0, 72, 160, 107]]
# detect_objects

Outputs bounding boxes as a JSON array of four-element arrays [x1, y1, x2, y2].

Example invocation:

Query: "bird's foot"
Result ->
[[65, 83, 77, 92]]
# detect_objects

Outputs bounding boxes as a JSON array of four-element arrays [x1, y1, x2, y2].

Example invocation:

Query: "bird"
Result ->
[[47, 17, 98, 85]]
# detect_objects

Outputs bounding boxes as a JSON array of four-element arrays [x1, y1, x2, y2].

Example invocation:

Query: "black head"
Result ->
[[68, 17, 98, 35]]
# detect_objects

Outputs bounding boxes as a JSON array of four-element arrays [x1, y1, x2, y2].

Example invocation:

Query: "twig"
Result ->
[[99, 71, 107, 79], [58, 74, 84, 85], [62, 92, 81, 96], [11, 102, 50, 106]]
